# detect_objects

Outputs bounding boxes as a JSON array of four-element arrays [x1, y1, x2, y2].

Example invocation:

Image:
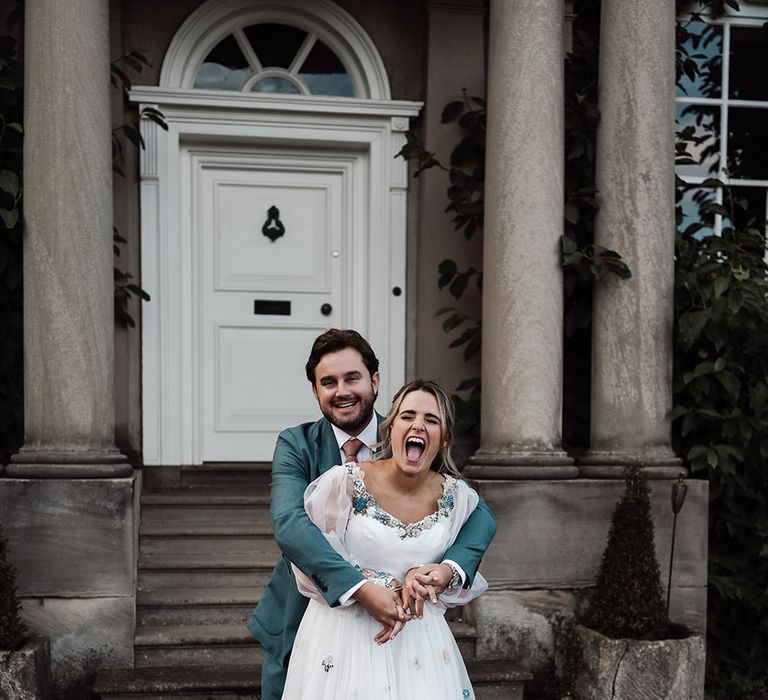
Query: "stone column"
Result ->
[[7, 0, 130, 478], [579, 0, 682, 479], [466, 0, 577, 479]]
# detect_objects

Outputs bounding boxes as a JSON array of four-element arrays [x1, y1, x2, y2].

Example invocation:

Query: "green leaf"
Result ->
[[702, 202, 730, 217], [714, 357, 727, 372], [449, 273, 469, 299], [0, 170, 19, 197], [456, 377, 480, 392], [561, 235, 577, 255], [437, 259, 457, 289], [0, 208, 19, 229], [714, 276, 729, 298], [441, 101, 464, 123], [716, 371, 741, 400]]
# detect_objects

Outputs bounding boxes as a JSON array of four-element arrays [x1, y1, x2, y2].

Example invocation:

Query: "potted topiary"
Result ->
[[0, 521, 53, 699], [572, 466, 705, 699]]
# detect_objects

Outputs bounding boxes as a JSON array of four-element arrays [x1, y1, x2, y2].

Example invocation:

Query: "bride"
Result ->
[[281, 379, 489, 699]]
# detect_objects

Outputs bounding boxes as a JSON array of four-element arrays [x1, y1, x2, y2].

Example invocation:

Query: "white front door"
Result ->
[[187, 144, 366, 461]]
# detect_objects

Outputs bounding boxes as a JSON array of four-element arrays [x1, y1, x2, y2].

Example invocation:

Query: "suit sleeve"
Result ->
[[441, 494, 496, 587], [270, 431, 364, 607]]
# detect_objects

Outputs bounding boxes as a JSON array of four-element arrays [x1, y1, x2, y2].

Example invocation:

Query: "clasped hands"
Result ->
[[352, 562, 453, 645]]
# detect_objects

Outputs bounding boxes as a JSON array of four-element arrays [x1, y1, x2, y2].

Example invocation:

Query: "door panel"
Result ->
[[194, 148, 361, 461]]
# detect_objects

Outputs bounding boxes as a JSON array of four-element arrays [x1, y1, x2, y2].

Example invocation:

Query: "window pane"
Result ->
[[678, 187, 717, 237], [195, 34, 253, 90], [243, 23, 308, 69], [676, 103, 721, 178], [723, 186, 767, 233], [727, 108, 768, 179], [299, 40, 355, 97], [729, 26, 768, 100], [676, 21, 722, 98], [250, 76, 301, 94]]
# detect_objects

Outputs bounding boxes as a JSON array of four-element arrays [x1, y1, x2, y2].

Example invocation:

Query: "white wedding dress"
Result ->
[[282, 463, 487, 700]]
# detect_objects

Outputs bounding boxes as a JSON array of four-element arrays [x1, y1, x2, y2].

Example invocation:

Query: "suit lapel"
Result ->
[[317, 419, 340, 475]]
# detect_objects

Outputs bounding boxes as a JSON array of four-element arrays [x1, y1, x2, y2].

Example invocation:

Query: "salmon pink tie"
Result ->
[[342, 438, 363, 463]]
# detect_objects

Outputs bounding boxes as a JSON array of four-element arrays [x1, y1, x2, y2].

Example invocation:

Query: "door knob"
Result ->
[[320, 303, 333, 316]]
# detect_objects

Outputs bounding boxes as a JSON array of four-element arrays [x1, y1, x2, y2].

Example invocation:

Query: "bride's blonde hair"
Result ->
[[374, 379, 460, 478]]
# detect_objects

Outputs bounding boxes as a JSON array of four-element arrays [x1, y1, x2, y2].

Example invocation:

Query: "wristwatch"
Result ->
[[444, 562, 462, 589]]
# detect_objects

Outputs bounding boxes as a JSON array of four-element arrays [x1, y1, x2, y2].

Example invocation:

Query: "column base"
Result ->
[[578, 450, 685, 479], [7, 445, 132, 478], [465, 448, 578, 480]]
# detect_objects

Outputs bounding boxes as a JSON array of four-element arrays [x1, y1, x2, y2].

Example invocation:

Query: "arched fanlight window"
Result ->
[[193, 23, 356, 97]]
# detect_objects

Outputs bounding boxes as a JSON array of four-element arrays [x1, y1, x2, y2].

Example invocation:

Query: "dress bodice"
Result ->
[[343, 463, 458, 583]]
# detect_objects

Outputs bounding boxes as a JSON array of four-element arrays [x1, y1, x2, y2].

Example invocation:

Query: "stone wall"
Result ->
[[0, 477, 138, 697]]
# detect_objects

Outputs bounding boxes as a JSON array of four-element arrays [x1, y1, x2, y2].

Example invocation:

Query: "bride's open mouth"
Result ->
[[405, 436, 426, 462]]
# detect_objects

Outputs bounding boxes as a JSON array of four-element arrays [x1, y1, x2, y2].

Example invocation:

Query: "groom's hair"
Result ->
[[305, 329, 380, 384]]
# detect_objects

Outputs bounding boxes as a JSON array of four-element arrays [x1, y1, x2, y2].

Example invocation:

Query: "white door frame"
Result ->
[[130, 87, 421, 465]]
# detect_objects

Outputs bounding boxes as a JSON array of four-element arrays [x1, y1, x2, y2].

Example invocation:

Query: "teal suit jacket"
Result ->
[[246, 415, 496, 667]]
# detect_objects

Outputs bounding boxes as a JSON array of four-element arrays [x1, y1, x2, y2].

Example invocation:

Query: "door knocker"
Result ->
[[262, 205, 285, 242]]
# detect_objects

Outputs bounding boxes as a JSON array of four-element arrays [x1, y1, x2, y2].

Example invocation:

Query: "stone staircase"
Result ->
[[94, 466, 529, 698]]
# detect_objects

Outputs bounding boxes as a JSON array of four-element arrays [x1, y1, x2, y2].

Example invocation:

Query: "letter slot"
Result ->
[[253, 300, 291, 315]]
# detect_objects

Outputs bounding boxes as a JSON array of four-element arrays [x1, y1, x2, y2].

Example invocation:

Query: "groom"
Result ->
[[247, 329, 496, 700]]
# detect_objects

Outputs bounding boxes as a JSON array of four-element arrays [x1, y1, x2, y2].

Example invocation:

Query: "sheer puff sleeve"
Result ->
[[438, 478, 488, 608], [291, 464, 356, 603]]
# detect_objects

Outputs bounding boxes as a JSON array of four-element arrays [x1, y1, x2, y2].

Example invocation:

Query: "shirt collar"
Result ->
[[331, 412, 378, 451]]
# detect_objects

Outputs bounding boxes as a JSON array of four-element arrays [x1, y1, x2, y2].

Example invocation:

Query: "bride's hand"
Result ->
[[403, 563, 453, 619], [352, 581, 411, 644]]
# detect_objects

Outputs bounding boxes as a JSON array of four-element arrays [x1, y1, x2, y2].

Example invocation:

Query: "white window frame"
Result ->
[[676, 2, 768, 235]]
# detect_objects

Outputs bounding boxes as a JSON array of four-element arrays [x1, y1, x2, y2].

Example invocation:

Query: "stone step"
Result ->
[[95, 659, 529, 698], [138, 603, 257, 627], [141, 504, 271, 526], [134, 624, 263, 668], [468, 659, 531, 700], [181, 463, 273, 487], [141, 521, 273, 537], [140, 537, 281, 560], [141, 488, 270, 506], [139, 567, 272, 590], [451, 619, 478, 660], [138, 586, 262, 607], [93, 665, 260, 699], [139, 554, 279, 574], [138, 587, 261, 627]]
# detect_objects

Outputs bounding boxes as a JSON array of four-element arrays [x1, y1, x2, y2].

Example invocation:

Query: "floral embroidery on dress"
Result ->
[[462, 689, 471, 699], [442, 649, 452, 665], [414, 657, 423, 670], [321, 655, 334, 673], [347, 463, 456, 538]]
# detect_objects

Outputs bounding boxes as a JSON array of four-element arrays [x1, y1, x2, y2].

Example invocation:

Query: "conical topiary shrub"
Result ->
[[582, 465, 667, 640], [0, 522, 26, 650]]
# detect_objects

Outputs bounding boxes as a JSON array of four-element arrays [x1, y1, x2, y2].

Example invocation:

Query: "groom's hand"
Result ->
[[403, 563, 453, 618], [352, 582, 411, 644]]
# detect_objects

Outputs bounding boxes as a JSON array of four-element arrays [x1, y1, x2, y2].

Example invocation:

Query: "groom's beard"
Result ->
[[323, 390, 377, 435]]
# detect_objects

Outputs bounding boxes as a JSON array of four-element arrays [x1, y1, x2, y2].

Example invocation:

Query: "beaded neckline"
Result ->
[[346, 463, 457, 539]]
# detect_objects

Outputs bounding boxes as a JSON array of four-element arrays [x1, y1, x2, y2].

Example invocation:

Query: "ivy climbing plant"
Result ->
[[674, 2, 768, 695], [110, 50, 166, 327]]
